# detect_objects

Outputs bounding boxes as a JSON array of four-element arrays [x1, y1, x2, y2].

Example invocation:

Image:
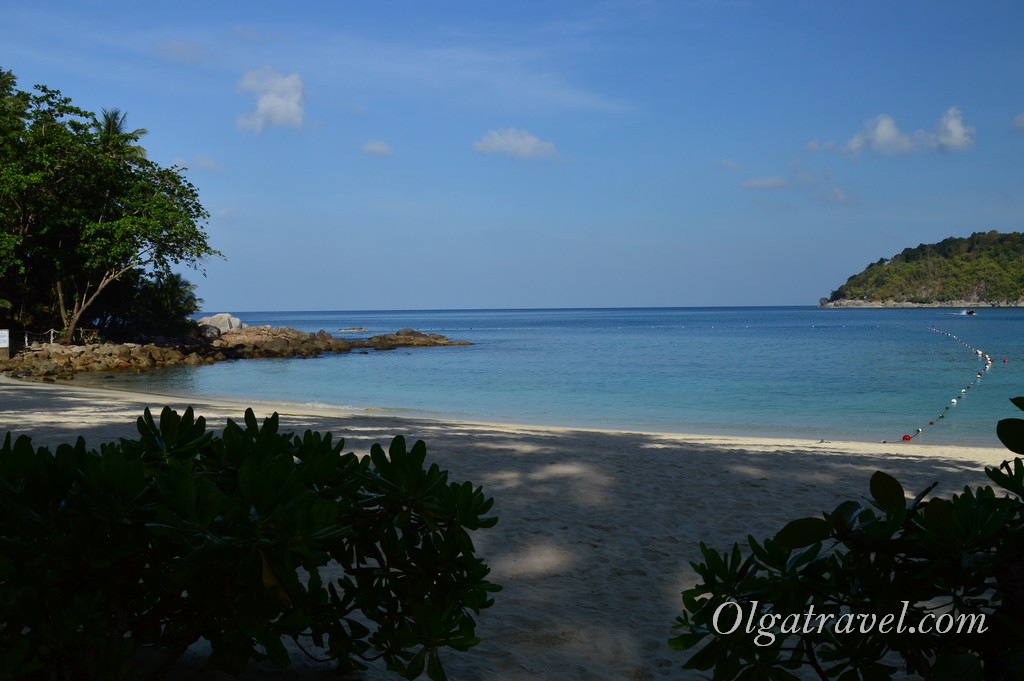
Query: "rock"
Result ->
[[196, 313, 248, 335], [161, 348, 186, 364], [197, 324, 222, 341], [348, 329, 472, 350], [261, 338, 292, 356]]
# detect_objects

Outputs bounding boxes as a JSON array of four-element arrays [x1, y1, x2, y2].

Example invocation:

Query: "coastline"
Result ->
[[8, 371, 1008, 450], [11, 306, 1018, 449], [820, 299, 1023, 308], [0, 376, 1012, 680]]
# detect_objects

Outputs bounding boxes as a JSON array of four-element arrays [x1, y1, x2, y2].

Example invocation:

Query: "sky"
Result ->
[[4, 1, 1024, 311]]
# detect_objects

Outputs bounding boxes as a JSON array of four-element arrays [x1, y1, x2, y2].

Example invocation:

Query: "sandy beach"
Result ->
[[0, 376, 1013, 680]]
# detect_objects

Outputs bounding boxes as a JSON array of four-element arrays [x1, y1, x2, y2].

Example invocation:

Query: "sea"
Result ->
[[76, 307, 1024, 448]]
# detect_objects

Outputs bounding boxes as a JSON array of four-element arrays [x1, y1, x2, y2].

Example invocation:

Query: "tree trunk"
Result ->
[[57, 268, 126, 341]]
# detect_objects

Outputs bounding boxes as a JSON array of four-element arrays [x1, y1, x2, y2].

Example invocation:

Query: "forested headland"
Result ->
[[822, 231, 1024, 307]]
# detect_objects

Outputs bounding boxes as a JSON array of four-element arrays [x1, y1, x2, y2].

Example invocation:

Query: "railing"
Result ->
[[23, 328, 101, 346]]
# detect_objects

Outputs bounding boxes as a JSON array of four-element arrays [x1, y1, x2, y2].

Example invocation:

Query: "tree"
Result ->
[[91, 271, 203, 340], [130, 272, 202, 336], [94, 107, 148, 159], [0, 68, 221, 340], [52, 158, 216, 339]]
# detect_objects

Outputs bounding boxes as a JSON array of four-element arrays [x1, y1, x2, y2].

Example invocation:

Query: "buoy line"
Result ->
[[884, 326, 1007, 443]]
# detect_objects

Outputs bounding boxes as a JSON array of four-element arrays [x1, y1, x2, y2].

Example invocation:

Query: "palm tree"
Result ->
[[95, 107, 148, 159]]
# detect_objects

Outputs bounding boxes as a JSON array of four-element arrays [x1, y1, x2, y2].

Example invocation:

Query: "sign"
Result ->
[[0, 329, 8, 348]]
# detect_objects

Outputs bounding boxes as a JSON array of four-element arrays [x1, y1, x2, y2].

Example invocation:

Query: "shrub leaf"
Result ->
[[774, 517, 831, 549]]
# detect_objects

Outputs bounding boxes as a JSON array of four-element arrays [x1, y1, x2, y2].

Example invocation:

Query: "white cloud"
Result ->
[[844, 107, 974, 156], [474, 128, 558, 159], [237, 66, 304, 133], [1012, 114, 1024, 130], [361, 141, 394, 157], [845, 114, 917, 155], [717, 159, 743, 172], [741, 176, 788, 190], [933, 107, 974, 151]]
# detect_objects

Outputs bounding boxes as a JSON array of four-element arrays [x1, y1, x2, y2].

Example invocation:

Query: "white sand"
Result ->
[[0, 376, 1012, 680]]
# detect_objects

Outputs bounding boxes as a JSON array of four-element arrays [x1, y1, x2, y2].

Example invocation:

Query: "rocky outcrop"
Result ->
[[349, 328, 473, 351], [211, 326, 351, 359], [0, 341, 214, 379], [0, 326, 470, 379]]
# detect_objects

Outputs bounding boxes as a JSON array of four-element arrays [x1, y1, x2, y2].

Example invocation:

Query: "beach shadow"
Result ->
[[315, 425, 1001, 680]]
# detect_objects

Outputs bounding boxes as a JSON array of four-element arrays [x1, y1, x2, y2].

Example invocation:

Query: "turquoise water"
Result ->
[[81, 307, 1024, 447]]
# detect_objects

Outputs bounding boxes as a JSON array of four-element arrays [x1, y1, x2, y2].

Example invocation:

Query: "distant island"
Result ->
[[821, 230, 1024, 308]]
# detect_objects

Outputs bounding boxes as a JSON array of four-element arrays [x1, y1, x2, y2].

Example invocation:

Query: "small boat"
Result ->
[[965, 309, 976, 316]]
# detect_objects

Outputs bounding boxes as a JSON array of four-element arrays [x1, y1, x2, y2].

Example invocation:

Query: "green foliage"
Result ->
[[0, 67, 221, 339], [672, 399, 1024, 680], [829, 231, 1024, 304], [0, 407, 499, 680], [91, 271, 203, 340], [94, 108, 148, 160]]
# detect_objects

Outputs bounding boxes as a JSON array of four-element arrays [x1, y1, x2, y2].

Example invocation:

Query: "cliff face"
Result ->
[[823, 231, 1024, 307]]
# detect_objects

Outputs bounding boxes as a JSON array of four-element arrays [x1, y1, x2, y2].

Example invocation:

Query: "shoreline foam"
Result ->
[[0, 376, 1011, 679]]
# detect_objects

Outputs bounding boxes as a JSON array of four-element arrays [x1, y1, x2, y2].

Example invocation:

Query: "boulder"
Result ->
[[196, 313, 248, 335], [261, 338, 292, 357], [197, 324, 222, 341]]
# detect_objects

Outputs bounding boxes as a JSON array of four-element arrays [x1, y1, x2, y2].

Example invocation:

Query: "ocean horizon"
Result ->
[[76, 306, 1024, 448]]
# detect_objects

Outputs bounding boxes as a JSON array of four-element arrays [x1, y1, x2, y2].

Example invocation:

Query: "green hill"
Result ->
[[823, 230, 1024, 307]]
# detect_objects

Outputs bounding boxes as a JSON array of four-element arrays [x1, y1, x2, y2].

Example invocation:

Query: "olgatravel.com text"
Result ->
[[711, 600, 988, 647]]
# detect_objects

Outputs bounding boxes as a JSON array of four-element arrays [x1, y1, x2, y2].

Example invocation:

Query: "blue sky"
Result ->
[[4, 1, 1024, 310]]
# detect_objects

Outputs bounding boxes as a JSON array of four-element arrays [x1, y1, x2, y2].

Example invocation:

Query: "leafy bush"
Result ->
[[0, 407, 499, 680], [671, 398, 1024, 680]]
